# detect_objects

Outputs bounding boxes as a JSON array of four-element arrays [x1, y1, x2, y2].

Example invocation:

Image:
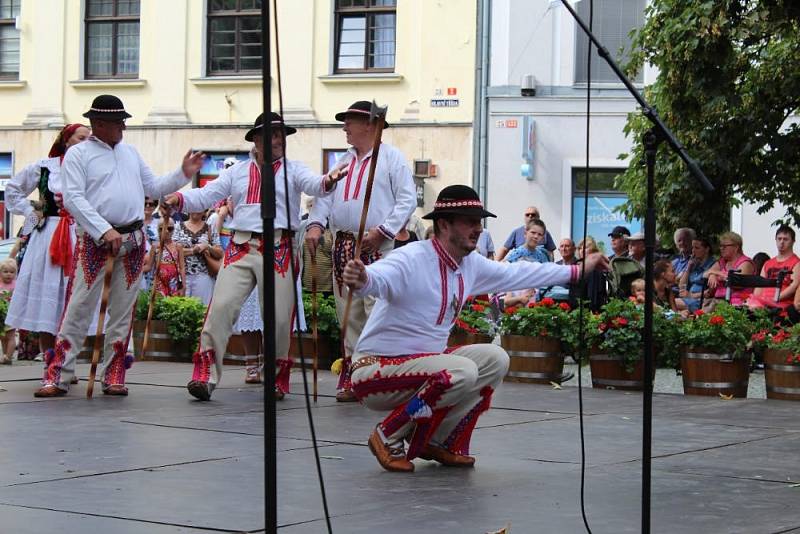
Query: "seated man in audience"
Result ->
[[539, 238, 577, 302], [671, 227, 696, 277], [627, 232, 646, 267], [747, 225, 800, 310]]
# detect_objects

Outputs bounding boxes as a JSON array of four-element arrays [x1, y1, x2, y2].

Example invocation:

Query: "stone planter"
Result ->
[[500, 335, 564, 384], [132, 320, 194, 363], [447, 331, 493, 347], [588, 348, 652, 391], [763, 348, 800, 401], [681, 348, 750, 397]]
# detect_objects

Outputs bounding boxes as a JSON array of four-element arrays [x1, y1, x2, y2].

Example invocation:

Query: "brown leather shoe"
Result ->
[[245, 368, 262, 384], [103, 384, 129, 396], [420, 443, 476, 467], [336, 389, 357, 403], [187, 380, 211, 401], [367, 428, 414, 473], [34, 385, 67, 398], [274, 389, 285, 401]]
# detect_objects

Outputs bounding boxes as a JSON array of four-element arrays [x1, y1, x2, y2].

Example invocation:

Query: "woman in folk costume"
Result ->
[[164, 112, 345, 401], [5, 124, 90, 359]]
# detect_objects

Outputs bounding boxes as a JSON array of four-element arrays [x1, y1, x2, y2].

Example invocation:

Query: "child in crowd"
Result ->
[[153, 221, 186, 297], [630, 278, 646, 305], [0, 259, 18, 364]]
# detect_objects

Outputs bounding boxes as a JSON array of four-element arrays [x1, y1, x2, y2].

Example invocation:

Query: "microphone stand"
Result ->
[[260, 3, 277, 533], [558, 2, 714, 533]]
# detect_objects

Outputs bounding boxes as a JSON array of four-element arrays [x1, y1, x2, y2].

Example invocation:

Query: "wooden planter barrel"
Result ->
[[500, 335, 564, 384], [77, 335, 98, 362], [132, 320, 194, 363], [289, 333, 335, 369], [681, 348, 750, 397], [588, 349, 652, 391], [447, 331, 493, 347], [764, 348, 800, 401], [223, 331, 262, 365]]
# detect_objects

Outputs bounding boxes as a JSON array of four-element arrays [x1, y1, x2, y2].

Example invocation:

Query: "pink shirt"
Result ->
[[713, 254, 753, 305]]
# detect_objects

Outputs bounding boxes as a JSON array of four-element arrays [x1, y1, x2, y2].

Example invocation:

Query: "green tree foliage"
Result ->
[[618, 0, 800, 243]]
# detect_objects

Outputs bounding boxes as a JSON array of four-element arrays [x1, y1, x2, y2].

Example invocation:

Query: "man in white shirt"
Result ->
[[34, 94, 204, 398], [305, 100, 416, 402], [342, 185, 607, 472], [164, 112, 345, 401]]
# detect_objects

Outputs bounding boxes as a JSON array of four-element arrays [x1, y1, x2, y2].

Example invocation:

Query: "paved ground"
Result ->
[[0, 360, 798, 533]]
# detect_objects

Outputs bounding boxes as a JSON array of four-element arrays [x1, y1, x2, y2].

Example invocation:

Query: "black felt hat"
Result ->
[[334, 100, 391, 128], [608, 225, 631, 238], [422, 185, 495, 220], [82, 94, 132, 120], [245, 112, 297, 142]]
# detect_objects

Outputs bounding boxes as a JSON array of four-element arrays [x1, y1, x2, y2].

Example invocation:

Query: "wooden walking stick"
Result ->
[[86, 252, 116, 399], [339, 101, 389, 348], [310, 248, 320, 402], [141, 211, 172, 362]]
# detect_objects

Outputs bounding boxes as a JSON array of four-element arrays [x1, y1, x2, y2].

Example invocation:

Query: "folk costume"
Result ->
[[35, 95, 193, 397], [5, 124, 86, 335], [350, 186, 579, 472], [179, 112, 333, 401], [307, 100, 416, 400]]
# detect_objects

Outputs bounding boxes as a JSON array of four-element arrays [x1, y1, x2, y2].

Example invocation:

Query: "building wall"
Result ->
[[0, 0, 478, 235]]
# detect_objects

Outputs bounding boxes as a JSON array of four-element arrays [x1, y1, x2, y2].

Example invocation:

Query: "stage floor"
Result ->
[[1, 361, 798, 533]]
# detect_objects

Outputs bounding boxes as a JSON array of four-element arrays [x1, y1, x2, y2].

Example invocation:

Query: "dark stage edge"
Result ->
[[1, 361, 798, 534]]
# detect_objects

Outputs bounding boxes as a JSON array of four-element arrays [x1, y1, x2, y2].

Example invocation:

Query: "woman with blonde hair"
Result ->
[[4, 123, 90, 359], [705, 231, 754, 306]]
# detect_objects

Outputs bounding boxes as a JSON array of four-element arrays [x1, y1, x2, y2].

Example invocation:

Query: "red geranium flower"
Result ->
[[599, 322, 608, 332], [694, 310, 705, 317], [471, 303, 485, 312], [559, 302, 571, 311], [787, 355, 795, 364], [709, 315, 725, 326], [772, 330, 790, 343], [505, 306, 519, 315], [540, 297, 556, 307], [527, 301, 537, 308], [539, 329, 549, 337], [795, 354, 800, 363]]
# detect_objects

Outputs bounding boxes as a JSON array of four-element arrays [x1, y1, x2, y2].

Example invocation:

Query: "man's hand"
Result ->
[[181, 149, 206, 178], [582, 252, 609, 275], [101, 228, 123, 256], [324, 162, 349, 190], [162, 193, 181, 209], [706, 273, 719, 289], [343, 259, 367, 291], [361, 228, 386, 255], [305, 225, 323, 257], [194, 242, 209, 255]]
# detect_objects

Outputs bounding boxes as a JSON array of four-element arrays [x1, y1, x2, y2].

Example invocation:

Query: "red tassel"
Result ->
[[49, 212, 74, 276]]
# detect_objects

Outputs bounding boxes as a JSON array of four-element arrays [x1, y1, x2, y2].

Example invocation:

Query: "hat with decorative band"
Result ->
[[334, 100, 391, 128], [608, 225, 631, 238], [82, 94, 132, 120], [245, 112, 297, 142], [422, 185, 495, 220]]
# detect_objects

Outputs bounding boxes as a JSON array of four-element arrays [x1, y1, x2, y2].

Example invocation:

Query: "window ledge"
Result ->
[[190, 76, 266, 86], [70, 79, 147, 88], [0, 80, 26, 89], [319, 73, 403, 84]]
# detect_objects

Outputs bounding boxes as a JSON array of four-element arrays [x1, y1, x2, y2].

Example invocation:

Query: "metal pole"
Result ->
[[260, 3, 277, 533]]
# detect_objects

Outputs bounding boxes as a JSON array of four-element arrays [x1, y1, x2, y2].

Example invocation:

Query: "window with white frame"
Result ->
[[84, 0, 140, 79], [574, 0, 645, 85], [0, 0, 20, 79], [334, 0, 396, 73]]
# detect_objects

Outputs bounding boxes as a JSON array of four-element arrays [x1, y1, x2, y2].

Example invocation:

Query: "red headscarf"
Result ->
[[48, 123, 87, 158]]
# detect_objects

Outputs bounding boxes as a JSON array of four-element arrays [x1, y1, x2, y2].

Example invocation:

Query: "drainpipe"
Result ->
[[472, 0, 491, 211]]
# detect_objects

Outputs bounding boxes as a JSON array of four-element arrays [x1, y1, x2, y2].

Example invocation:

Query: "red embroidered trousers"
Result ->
[[351, 344, 509, 459]]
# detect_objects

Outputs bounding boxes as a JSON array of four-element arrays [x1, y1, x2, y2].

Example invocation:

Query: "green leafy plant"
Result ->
[[498, 297, 574, 341], [149, 295, 205, 345], [653, 309, 682, 369], [678, 302, 754, 358], [452, 300, 495, 336], [0, 291, 10, 336], [135, 290, 162, 321], [765, 324, 800, 365], [302, 292, 340, 343], [586, 298, 645, 372]]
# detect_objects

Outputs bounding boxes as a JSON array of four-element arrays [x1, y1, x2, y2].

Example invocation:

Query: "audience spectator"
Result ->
[[302, 226, 334, 297], [495, 206, 556, 260], [476, 228, 495, 259], [406, 212, 427, 242], [0, 259, 17, 364], [671, 227, 696, 276], [630, 278, 646, 305], [505, 219, 551, 264], [653, 259, 682, 314], [627, 232, 646, 267], [607, 226, 630, 259], [556, 238, 577, 265], [152, 221, 185, 297], [675, 237, 716, 312], [141, 197, 159, 290], [705, 231, 754, 307], [747, 225, 800, 310], [393, 219, 419, 249], [751, 252, 770, 278], [173, 211, 223, 305], [576, 236, 600, 259]]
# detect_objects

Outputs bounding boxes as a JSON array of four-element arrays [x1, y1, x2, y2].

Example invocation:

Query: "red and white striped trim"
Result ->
[[343, 156, 371, 201], [377, 225, 394, 240], [434, 199, 484, 209], [570, 264, 580, 284], [175, 191, 185, 213], [431, 237, 458, 271], [245, 160, 282, 204]]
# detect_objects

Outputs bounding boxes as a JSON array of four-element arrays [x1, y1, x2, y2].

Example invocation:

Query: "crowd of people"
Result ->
[[1, 91, 792, 475]]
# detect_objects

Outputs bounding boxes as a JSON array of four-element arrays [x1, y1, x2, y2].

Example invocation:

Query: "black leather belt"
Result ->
[[247, 229, 295, 240], [113, 220, 143, 234]]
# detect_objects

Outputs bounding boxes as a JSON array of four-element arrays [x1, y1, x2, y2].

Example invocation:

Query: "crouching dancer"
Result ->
[[164, 112, 345, 401], [34, 95, 205, 397], [342, 185, 607, 471]]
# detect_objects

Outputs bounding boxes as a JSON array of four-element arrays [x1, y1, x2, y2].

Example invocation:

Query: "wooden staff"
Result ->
[[141, 212, 172, 361], [339, 101, 388, 351], [310, 249, 319, 402], [86, 253, 116, 399]]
